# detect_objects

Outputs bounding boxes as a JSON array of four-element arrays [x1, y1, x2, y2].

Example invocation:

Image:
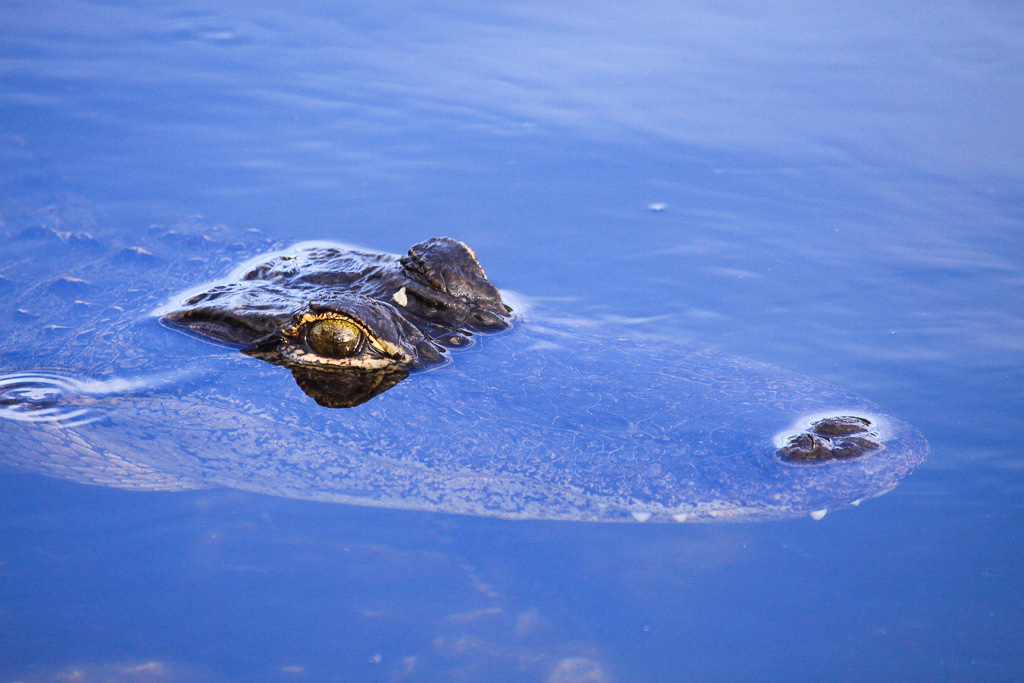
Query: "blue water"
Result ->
[[2, 1, 1023, 681]]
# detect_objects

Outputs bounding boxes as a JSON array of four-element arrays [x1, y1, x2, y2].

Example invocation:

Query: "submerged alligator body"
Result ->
[[0, 220, 927, 522]]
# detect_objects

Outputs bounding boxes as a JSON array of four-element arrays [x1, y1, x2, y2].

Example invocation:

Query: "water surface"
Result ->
[[1, 1, 1023, 681]]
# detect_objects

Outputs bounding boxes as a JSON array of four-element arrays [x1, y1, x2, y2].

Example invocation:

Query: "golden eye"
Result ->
[[305, 318, 362, 358]]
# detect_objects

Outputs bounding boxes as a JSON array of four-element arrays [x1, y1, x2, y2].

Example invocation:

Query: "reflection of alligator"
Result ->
[[0, 220, 927, 522]]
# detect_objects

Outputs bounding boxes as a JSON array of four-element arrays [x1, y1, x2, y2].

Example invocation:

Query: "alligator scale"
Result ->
[[0, 221, 927, 521]]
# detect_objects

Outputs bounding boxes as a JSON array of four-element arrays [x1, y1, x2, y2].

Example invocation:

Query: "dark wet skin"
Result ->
[[161, 237, 512, 408], [778, 415, 883, 462]]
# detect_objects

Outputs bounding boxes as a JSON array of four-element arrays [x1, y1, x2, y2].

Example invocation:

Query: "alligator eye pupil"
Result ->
[[306, 319, 361, 358]]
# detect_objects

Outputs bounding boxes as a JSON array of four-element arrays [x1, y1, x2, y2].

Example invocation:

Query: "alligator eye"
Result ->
[[305, 319, 362, 358]]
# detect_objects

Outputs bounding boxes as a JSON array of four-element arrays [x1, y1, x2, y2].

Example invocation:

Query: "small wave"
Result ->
[[0, 370, 184, 427], [0, 372, 103, 426]]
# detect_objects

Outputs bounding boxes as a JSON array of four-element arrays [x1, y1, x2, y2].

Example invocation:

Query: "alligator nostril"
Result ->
[[779, 433, 833, 462], [779, 414, 884, 463], [830, 436, 883, 459], [811, 415, 871, 437]]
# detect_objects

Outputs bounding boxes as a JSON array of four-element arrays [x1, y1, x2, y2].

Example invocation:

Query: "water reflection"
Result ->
[[251, 355, 409, 408]]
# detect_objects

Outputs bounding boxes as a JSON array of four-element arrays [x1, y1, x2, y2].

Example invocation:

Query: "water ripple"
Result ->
[[0, 370, 178, 427]]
